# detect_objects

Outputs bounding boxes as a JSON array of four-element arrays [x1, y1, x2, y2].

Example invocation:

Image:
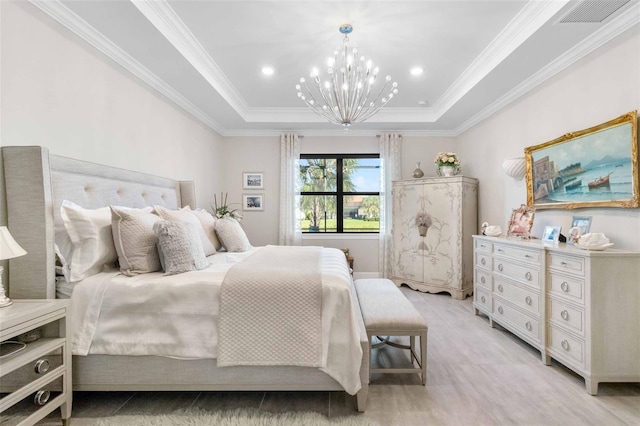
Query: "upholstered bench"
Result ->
[[354, 278, 428, 385]]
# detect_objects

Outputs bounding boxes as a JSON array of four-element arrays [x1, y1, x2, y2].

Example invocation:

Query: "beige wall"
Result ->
[[456, 25, 640, 250], [0, 1, 225, 287]]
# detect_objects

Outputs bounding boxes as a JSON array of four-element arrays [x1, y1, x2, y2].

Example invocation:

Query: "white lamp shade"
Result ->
[[0, 227, 27, 260], [503, 157, 526, 180]]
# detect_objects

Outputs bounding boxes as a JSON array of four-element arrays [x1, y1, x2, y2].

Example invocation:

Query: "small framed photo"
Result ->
[[571, 216, 592, 235], [243, 172, 264, 189], [542, 225, 561, 246], [243, 194, 264, 211], [507, 204, 535, 239]]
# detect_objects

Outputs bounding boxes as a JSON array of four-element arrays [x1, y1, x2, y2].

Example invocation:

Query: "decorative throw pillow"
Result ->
[[215, 218, 252, 252], [153, 220, 208, 275], [191, 208, 222, 252], [110, 206, 162, 276], [60, 200, 118, 282], [154, 205, 216, 256]]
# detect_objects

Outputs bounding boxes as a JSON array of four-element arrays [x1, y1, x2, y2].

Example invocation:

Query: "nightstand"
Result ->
[[0, 300, 72, 425]]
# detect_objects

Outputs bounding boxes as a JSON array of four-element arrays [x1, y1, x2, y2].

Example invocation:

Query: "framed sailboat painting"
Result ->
[[524, 110, 639, 209]]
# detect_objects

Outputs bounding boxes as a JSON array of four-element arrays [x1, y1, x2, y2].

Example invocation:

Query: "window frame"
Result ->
[[300, 153, 380, 234]]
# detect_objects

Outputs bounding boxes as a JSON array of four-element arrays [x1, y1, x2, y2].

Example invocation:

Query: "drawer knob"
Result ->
[[561, 339, 570, 351], [525, 272, 532, 281], [497, 248, 504, 252], [480, 244, 486, 248], [525, 296, 532, 305], [34, 390, 50, 406], [525, 321, 532, 331], [498, 264, 503, 272], [498, 284, 504, 292], [561, 261, 568, 266], [561, 310, 569, 321], [34, 359, 50, 375], [480, 276, 486, 284], [561, 282, 569, 292], [481, 258, 486, 266], [498, 306, 503, 314], [481, 295, 486, 303], [525, 254, 532, 258]]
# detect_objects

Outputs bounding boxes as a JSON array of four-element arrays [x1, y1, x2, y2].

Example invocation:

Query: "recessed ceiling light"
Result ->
[[261, 66, 274, 76], [418, 100, 429, 106], [410, 67, 423, 76]]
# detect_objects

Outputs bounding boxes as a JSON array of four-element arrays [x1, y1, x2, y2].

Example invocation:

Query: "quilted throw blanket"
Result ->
[[218, 245, 323, 367]]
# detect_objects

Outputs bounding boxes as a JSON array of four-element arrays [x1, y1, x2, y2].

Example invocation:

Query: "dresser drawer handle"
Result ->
[[481, 258, 486, 266], [561, 310, 569, 321], [497, 284, 504, 292], [34, 390, 50, 406], [525, 254, 532, 258], [525, 296, 532, 305], [480, 244, 486, 249], [480, 295, 486, 303], [561, 261, 568, 266], [497, 306, 503, 314], [525, 321, 532, 331], [480, 276, 486, 284], [561, 340, 570, 351], [497, 264, 503, 272], [497, 248, 504, 253], [561, 282, 569, 292], [525, 272, 532, 281], [34, 359, 50, 375]]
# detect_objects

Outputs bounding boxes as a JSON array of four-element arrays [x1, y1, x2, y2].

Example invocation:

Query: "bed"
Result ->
[[2, 146, 369, 412]]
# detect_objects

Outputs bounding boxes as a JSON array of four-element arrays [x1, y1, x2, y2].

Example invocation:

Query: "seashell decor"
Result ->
[[503, 157, 526, 180]]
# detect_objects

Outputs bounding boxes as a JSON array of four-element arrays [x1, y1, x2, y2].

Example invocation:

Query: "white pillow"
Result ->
[[153, 205, 216, 256], [191, 208, 222, 252], [154, 220, 208, 275], [60, 200, 118, 282], [110, 206, 161, 276], [215, 218, 252, 252]]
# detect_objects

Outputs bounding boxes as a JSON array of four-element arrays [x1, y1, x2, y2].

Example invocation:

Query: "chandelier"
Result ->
[[296, 24, 398, 127]]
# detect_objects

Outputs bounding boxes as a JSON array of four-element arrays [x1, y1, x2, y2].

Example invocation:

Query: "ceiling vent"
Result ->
[[557, 0, 630, 23]]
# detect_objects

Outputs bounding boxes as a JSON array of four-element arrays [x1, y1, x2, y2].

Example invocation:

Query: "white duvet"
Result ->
[[68, 247, 363, 394]]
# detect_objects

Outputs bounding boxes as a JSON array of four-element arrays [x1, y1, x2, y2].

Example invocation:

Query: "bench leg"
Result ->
[[410, 336, 416, 366], [421, 331, 427, 386]]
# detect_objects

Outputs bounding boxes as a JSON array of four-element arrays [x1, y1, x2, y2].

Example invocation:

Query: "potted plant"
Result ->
[[211, 192, 242, 220], [305, 211, 320, 232], [434, 152, 461, 177], [415, 211, 432, 237]]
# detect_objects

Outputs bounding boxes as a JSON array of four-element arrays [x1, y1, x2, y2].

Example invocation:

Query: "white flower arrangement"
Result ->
[[434, 152, 461, 176], [211, 192, 243, 220]]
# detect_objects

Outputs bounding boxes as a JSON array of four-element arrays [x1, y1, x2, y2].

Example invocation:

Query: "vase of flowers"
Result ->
[[211, 192, 242, 220], [434, 152, 461, 177], [415, 211, 433, 237]]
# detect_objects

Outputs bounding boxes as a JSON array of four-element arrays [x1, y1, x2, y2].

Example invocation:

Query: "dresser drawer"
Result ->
[[549, 273, 585, 305], [475, 268, 492, 291], [549, 253, 585, 276], [493, 259, 540, 289], [548, 326, 585, 369], [493, 298, 540, 343], [549, 297, 585, 337], [493, 277, 540, 317], [494, 244, 541, 265], [474, 287, 492, 312], [474, 239, 492, 253], [475, 252, 492, 270]]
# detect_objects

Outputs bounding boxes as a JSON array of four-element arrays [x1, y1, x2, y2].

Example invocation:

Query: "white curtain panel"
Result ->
[[378, 132, 402, 278], [278, 133, 302, 245]]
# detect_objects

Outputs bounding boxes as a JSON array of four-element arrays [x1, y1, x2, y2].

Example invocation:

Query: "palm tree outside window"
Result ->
[[300, 154, 380, 233]]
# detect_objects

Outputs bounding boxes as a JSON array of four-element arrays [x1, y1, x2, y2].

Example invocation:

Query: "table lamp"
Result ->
[[0, 226, 27, 307]]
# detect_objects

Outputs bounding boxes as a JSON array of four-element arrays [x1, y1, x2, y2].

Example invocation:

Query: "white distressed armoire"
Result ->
[[390, 176, 478, 299]]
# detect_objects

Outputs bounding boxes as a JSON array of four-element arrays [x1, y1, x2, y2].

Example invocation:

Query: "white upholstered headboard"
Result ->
[[2, 146, 196, 299]]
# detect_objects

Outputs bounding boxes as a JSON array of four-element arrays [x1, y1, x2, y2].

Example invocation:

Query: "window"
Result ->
[[299, 154, 380, 233]]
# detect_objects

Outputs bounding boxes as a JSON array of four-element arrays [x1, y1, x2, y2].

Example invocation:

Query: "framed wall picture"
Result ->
[[542, 225, 561, 246], [507, 204, 535, 239], [243, 194, 264, 211], [243, 172, 265, 190], [524, 110, 639, 209]]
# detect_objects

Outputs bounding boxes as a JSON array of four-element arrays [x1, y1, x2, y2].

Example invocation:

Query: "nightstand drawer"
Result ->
[[475, 268, 492, 291], [493, 260, 540, 289], [549, 273, 584, 305], [1, 343, 64, 388], [549, 298, 585, 337], [493, 277, 540, 317], [549, 253, 585, 276], [494, 244, 540, 265], [0, 372, 65, 421]]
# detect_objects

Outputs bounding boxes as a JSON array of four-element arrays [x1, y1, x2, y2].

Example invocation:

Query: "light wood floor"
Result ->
[[32, 287, 640, 425]]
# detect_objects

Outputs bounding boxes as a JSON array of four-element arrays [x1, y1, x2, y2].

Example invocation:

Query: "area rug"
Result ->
[[93, 407, 377, 426]]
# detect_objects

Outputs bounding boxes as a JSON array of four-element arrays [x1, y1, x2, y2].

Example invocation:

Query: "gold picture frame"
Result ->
[[507, 204, 535, 239], [524, 110, 639, 209]]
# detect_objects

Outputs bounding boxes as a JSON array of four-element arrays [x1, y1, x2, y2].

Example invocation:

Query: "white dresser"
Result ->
[[391, 176, 478, 299], [473, 236, 640, 394]]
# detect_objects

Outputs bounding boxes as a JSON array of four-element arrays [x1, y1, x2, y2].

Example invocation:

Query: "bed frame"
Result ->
[[2, 146, 369, 411]]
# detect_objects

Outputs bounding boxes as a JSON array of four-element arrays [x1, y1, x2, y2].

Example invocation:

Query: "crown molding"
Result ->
[[432, 0, 570, 119], [223, 128, 455, 138], [132, 0, 249, 120], [453, 2, 640, 136], [28, 0, 226, 135]]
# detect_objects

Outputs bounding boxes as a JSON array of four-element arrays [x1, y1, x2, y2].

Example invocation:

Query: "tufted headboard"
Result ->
[[2, 146, 196, 299]]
